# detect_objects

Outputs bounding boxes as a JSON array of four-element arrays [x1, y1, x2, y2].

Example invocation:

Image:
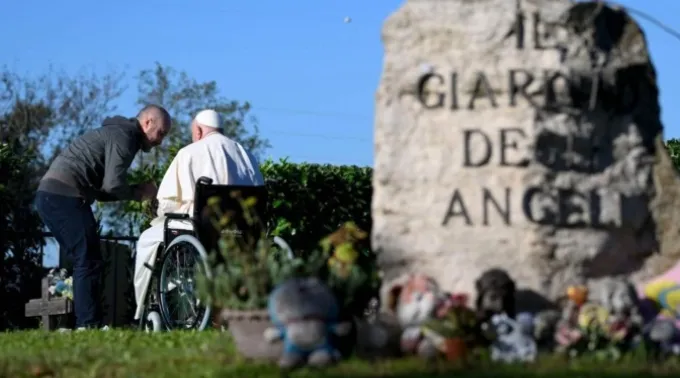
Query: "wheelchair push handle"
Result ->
[[197, 177, 213, 186]]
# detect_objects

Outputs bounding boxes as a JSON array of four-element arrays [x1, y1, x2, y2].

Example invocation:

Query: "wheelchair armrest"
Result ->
[[163, 213, 195, 231]]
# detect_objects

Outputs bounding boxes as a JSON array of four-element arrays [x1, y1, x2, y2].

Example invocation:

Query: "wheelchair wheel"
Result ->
[[157, 234, 213, 331], [145, 311, 163, 332]]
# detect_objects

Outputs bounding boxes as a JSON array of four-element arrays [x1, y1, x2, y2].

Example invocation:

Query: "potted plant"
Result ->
[[420, 294, 479, 362], [195, 198, 378, 361], [195, 196, 321, 361], [310, 222, 382, 356]]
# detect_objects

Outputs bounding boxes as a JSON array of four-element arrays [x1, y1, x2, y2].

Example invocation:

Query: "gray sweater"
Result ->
[[38, 116, 147, 204]]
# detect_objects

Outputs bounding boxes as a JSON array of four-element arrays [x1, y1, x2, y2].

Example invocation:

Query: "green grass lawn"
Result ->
[[1, 330, 680, 378]]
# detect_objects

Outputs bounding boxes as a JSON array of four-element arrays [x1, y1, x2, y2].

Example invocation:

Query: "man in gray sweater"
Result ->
[[35, 104, 171, 330]]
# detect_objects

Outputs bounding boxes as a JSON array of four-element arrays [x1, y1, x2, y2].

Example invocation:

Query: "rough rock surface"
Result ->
[[373, 0, 680, 308]]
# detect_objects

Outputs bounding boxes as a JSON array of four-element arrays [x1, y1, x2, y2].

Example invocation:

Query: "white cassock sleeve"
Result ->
[[151, 150, 195, 225]]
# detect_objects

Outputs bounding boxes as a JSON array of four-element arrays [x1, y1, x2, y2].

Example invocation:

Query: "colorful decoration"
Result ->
[[264, 277, 351, 369]]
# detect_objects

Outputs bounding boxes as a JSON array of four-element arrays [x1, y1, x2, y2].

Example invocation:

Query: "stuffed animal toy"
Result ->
[[474, 268, 517, 324], [597, 278, 643, 324], [516, 312, 535, 336], [643, 318, 680, 360], [381, 273, 443, 359], [643, 280, 680, 320], [489, 313, 537, 363], [264, 277, 352, 369]]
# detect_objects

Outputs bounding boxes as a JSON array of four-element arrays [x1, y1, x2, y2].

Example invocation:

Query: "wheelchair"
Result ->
[[138, 176, 293, 332]]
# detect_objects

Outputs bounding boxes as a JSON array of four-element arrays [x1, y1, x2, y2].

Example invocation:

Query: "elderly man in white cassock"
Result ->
[[133, 109, 264, 320]]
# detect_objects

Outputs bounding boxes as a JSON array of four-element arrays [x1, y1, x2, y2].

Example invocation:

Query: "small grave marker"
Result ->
[[25, 277, 73, 331]]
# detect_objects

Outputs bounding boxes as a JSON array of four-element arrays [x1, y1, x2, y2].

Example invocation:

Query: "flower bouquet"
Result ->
[[46, 268, 73, 300]]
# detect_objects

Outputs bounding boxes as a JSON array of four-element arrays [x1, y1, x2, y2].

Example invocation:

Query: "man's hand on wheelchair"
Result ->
[[134, 181, 158, 201]]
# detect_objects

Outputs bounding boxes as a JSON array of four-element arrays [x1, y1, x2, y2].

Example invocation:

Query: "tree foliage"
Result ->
[[118, 156, 373, 255], [0, 65, 126, 167], [0, 138, 43, 330], [0, 66, 125, 329], [102, 62, 271, 234], [665, 138, 680, 169], [0, 62, 271, 328], [134, 62, 269, 166]]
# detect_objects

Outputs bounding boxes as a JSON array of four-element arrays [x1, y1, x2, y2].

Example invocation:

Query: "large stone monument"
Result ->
[[373, 0, 680, 305]]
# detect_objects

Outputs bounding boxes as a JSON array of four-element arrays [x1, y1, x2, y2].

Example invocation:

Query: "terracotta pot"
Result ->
[[218, 308, 283, 361], [443, 337, 469, 362]]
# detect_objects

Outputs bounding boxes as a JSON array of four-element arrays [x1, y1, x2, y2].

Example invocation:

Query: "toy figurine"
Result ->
[[264, 277, 352, 369], [382, 274, 460, 359], [474, 269, 517, 323], [489, 313, 537, 363]]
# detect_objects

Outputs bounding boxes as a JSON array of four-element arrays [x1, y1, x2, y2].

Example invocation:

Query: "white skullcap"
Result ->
[[194, 109, 221, 128]]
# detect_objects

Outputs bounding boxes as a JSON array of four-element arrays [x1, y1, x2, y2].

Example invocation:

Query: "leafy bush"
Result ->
[[0, 142, 44, 330], [195, 192, 379, 318], [260, 158, 373, 255], [195, 195, 325, 310], [119, 154, 373, 257]]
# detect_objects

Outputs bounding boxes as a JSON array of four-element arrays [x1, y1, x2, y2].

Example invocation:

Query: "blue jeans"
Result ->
[[34, 191, 103, 328]]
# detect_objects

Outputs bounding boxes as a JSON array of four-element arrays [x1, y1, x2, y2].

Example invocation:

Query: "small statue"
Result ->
[[264, 277, 352, 369], [489, 313, 537, 363]]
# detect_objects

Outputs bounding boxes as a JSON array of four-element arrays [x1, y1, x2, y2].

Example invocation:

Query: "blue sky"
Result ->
[[1, 0, 679, 266]]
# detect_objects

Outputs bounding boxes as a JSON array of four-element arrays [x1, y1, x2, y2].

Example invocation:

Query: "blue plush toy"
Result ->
[[264, 277, 352, 369], [490, 313, 537, 363]]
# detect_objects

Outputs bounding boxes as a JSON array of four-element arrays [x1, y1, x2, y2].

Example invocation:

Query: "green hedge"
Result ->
[[261, 158, 373, 254], [121, 155, 373, 255]]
